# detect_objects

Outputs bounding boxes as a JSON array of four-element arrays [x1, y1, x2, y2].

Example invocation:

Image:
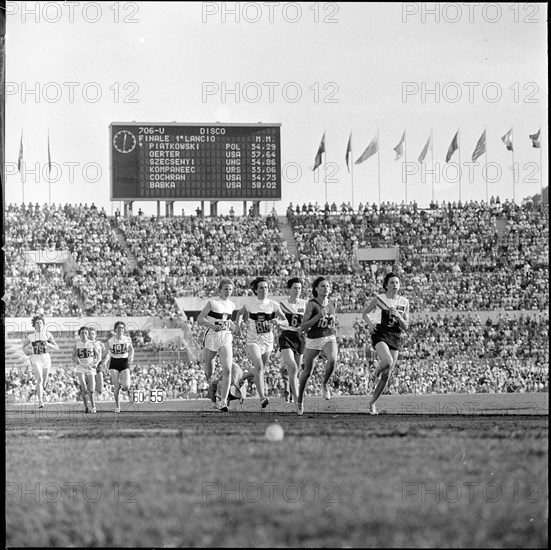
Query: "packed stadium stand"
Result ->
[[5, 196, 549, 403]]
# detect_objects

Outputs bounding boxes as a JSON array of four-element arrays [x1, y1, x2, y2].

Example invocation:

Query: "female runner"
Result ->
[[362, 272, 410, 415], [235, 277, 288, 409]]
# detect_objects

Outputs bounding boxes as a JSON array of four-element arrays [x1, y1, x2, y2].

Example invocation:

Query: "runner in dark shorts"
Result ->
[[278, 277, 307, 403], [362, 272, 410, 415]]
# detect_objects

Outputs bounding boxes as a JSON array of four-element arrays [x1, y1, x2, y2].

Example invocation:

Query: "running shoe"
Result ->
[[369, 404, 378, 415], [91, 407, 97, 413], [38, 403, 45, 409], [322, 386, 331, 400], [219, 400, 229, 413], [114, 405, 120, 413], [261, 397, 269, 409], [297, 403, 304, 416]]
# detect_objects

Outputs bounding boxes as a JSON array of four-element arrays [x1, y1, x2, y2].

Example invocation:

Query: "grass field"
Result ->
[[6, 394, 548, 548]]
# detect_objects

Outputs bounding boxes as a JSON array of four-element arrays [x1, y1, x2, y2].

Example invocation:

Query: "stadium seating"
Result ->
[[6, 200, 548, 315]]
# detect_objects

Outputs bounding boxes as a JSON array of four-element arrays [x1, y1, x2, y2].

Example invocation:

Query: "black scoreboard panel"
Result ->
[[110, 123, 281, 200]]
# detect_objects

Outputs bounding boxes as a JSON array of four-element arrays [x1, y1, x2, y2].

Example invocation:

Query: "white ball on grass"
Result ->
[[265, 423, 284, 442]]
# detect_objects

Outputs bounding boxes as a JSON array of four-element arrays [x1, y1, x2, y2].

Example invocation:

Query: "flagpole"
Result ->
[[539, 127, 543, 205], [377, 129, 381, 206], [511, 126, 515, 203], [19, 128, 25, 205], [484, 127, 488, 204], [350, 135, 355, 210], [404, 129, 408, 204], [430, 128, 434, 203], [48, 129, 52, 206], [324, 129, 327, 205], [457, 129, 461, 203]]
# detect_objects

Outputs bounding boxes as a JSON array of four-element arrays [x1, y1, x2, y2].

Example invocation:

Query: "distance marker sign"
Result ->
[[110, 122, 281, 200]]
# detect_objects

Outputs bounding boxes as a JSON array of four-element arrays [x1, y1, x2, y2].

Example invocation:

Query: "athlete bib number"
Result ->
[[255, 320, 271, 334], [32, 341, 47, 354], [112, 343, 127, 355], [77, 348, 93, 359], [318, 315, 335, 329], [215, 320, 230, 330], [289, 314, 302, 328], [386, 306, 404, 328]]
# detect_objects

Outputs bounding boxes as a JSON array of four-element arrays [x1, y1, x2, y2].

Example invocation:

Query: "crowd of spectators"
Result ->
[[6, 313, 548, 404], [287, 198, 548, 312], [113, 211, 296, 299], [4, 263, 83, 317], [5, 198, 548, 316]]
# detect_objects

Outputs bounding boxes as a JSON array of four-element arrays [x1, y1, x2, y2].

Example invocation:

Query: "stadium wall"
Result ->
[[6, 310, 547, 339]]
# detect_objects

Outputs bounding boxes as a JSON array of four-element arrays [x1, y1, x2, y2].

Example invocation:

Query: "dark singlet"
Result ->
[[306, 299, 336, 339]]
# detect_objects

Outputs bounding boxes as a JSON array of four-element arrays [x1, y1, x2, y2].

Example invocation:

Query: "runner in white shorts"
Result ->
[[23, 315, 59, 408], [72, 326, 98, 413], [235, 277, 288, 409], [197, 278, 237, 412]]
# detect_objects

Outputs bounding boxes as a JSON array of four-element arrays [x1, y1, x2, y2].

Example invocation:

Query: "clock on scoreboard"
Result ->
[[110, 122, 281, 200]]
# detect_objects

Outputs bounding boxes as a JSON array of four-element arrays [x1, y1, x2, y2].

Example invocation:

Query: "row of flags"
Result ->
[[17, 130, 53, 177], [313, 127, 542, 171], [15, 126, 542, 182]]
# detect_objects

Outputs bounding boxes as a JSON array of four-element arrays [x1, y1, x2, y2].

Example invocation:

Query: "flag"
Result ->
[[345, 132, 352, 172], [446, 131, 459, 163], [418, 134, 431, 163], [393, 131, 405, 161], [529, 128, 541, 148], [355, 134, 378, 164], [17, 131, 23, 172], [312, 132, 325, 171], [501, 128, 513, 151], [471, 129, 486, 162], [47, 130, 52, 177]]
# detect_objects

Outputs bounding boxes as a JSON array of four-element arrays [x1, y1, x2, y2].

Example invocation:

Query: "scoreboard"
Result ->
[[110, 122, 281, 200]]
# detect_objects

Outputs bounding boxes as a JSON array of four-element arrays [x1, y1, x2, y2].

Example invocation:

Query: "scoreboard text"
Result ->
[[110, 123, 281, 200]]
